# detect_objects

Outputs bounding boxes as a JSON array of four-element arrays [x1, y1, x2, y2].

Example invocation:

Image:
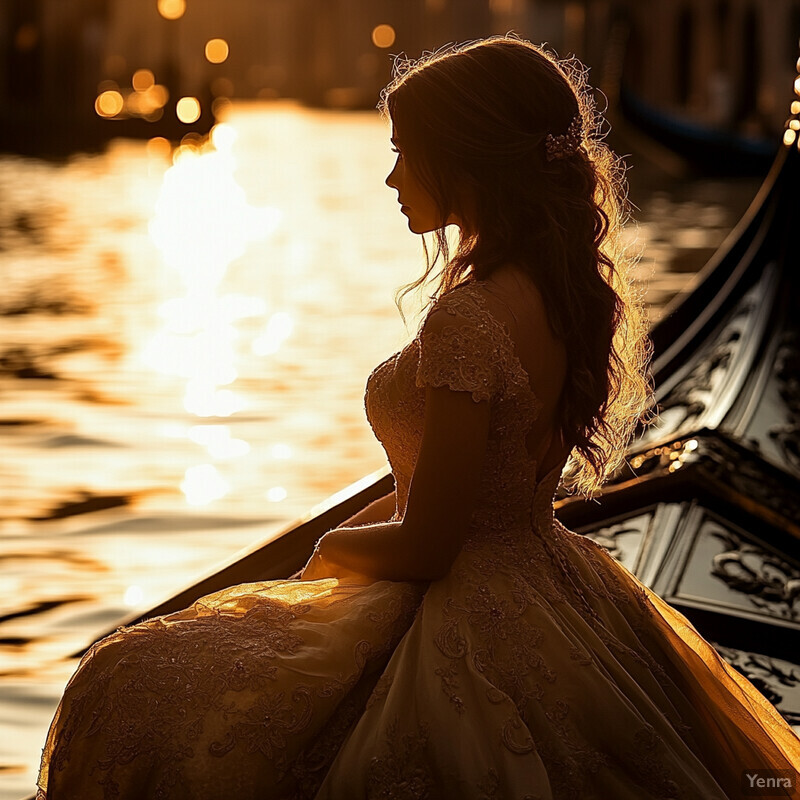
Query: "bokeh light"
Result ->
[[188, 425, 250, 459], [266, 486, 288, 502], [157, 0, 186, 20], [205, 38, 230, 64], [123, 585, 144, 607], [132, 69, 155, 91], [212, 97, 234, 118], [252, 311, 294, 356], [181, 464, 229, 506], [95, 89, 124, 118], [176, 96, 201, 124], [14, 24, 39, 52], [271, 443, 293, 460], [147, 136, 172, 159], [211, 122, 237, 150], [783, 128, 796, 147], [371, 24, 396, 49]]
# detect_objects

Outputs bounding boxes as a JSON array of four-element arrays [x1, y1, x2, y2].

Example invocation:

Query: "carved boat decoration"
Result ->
[[64, 69, 800, 745]]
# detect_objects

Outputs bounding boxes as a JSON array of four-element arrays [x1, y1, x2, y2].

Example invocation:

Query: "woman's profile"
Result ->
[[37, 35, 800, 799]]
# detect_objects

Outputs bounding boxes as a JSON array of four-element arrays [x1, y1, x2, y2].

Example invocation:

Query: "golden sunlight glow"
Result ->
[[790, 119, 800, 131], [132, 69, 155, 91], [795, 77, 800, 98], [157, 0, 186, 20], [188, 425, 250, 459], [205, 38, 230, 64], [271, 443, 293, 459], [145, 132, 281, 424], [792, 100, 800, 115], [176, 96, 201, 124], [371, 24, 396, 49], [95, 89, 124, 117], [266, 486, 288, 502], [181, 464, 229, 505], [784, 129, 797, 147], [252, 311, 294, 355], [123, 585, 144, 606], [184, 383, 245, 417]]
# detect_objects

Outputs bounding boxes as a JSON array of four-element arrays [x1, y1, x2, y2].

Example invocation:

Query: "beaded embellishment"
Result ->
[[544, 115, 583, 161]]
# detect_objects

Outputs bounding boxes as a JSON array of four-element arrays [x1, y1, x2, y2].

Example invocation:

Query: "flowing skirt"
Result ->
[[38, 523, 800, 799]]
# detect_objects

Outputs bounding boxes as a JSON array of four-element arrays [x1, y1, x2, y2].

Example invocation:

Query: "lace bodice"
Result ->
[[364, 280, 562, 541]]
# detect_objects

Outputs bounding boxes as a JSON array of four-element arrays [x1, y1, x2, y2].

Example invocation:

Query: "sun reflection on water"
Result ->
[[181, 463, 230, 506], [144, 124, 282, 504]]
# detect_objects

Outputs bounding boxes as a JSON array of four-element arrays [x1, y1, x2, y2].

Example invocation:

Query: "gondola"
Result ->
[[618, 83, 779, 177], [34, 69, 799, 800]]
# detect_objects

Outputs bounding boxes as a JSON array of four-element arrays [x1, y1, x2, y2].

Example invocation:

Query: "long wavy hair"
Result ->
[[379, 35, 655, 498]]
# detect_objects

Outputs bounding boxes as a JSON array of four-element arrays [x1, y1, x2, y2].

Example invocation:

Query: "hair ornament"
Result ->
[[544, 115, 583, 161]]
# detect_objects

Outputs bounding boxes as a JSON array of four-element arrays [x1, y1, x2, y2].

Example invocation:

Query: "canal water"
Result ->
[[0, 101, 761, 798]]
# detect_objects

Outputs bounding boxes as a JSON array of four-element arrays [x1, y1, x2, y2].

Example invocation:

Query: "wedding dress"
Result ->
[[37, 280, 800, 799]]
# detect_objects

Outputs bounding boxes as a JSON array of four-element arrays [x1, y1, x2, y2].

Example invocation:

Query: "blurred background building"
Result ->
[[1, 0, 798, 157]]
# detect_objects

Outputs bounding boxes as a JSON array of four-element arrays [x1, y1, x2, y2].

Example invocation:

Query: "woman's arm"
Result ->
[[309, 381, 492, 583], [337, 489, 397, 529], [297, 491, 398, 582]]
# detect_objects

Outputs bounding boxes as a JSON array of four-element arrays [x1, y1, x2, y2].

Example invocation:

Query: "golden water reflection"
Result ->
[[145, 124, 281, 501]]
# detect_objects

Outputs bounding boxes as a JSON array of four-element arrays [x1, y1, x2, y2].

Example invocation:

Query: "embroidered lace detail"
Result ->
[[366, 716, 433, 799], [365, 282, 549, 535], [38, 582, 424, 799], [415, 288, 505, 404]]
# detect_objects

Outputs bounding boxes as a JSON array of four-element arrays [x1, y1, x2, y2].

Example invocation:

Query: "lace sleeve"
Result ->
[[415, 290, 504, 404]]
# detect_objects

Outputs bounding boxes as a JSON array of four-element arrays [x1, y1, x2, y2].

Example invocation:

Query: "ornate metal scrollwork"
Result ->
[[767, 329, 800, 473], [640, 288, 759, 445], [708, 524, 800, 621]]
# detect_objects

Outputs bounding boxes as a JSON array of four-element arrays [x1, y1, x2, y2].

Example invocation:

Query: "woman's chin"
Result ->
[[406, 218, 435, 235]]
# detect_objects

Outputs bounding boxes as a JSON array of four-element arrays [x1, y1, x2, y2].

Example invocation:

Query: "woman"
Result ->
[[38, 36, 800, 799]]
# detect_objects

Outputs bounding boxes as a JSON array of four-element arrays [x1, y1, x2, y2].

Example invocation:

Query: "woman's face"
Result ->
[[385, 122, 457, 234]]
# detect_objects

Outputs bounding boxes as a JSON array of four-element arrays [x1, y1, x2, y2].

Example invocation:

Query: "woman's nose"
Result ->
[[385, 162, 399, 190]]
